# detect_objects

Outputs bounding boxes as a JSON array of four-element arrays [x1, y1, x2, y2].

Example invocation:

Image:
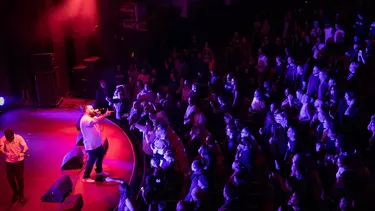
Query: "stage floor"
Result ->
[[0, 100, 135, 211]]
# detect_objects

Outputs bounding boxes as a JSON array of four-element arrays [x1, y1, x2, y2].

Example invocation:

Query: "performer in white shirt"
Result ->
[[80, 105, 112, 183], [0, 129, 28, 204]]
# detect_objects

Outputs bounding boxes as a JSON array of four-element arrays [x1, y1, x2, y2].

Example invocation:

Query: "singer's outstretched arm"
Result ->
[[84, 110, 112, 127]]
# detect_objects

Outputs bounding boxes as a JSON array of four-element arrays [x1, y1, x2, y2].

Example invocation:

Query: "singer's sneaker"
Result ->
[[82, 178, 95, 183], [11, 193, 18, 204], [96, 172, 109, 177], [18, 195, 26, 204]]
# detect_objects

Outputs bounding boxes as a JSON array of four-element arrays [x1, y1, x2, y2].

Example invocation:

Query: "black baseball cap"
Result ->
[[4, 129, 14, 140]]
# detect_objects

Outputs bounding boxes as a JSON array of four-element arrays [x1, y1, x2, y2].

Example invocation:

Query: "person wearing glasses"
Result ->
[[0, 129, 28, 204]]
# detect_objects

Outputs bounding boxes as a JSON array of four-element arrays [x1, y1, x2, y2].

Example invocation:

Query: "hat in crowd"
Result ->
[[192, 160, 203, 171], [164, 150, 174, 158], [4, 129, 14, 139]]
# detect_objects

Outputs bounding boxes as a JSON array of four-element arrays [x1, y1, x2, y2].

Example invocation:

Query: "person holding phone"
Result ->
[[80, 105, 113, 183], [358, 49, 366, 64], [0, 129, 28, 204]]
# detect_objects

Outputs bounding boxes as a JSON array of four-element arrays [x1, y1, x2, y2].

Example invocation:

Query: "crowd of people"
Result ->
[[94, 7, 375, 211]]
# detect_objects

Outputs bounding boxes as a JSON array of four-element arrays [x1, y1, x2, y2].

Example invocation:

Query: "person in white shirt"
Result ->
[[107, 85, 127, 121], [324, 23, 335, 45], [178, 80, 194, 102], [131, 120, 155, 157], [334, 24, 345, 44], [310, 21, 322, 44], [312, 38, 326, 60], [80, 105, 112, 183], [0, 129, 28, 203], [136, 83, 156, 102], [184, 96, 198, 125], [251, 89, 266, 112], [299, 94, 313, 123], [137, 68, 150, 85], [152, 103, 170, 125]]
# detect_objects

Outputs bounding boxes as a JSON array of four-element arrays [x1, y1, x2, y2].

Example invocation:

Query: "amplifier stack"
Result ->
[[71, 57, 101, 99], [31, 53, 63, 107]]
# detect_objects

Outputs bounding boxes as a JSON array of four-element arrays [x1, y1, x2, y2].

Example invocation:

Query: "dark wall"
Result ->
[[2, 0, 370, 99], [3, 0, 49, 98], [0, 1, 11, 97], [3, 0, 81, 99]]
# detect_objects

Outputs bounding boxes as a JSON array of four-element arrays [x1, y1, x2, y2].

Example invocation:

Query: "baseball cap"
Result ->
[[4, 129, 14, 140]]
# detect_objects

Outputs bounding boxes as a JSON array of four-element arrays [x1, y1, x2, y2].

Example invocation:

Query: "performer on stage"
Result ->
[[0, 129, 28, 203], [80, 105, 112, 183]]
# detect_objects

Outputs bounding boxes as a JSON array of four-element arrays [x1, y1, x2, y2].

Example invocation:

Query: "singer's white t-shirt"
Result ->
[[0, 134, 28, 163], [80, 115, 103, 150]]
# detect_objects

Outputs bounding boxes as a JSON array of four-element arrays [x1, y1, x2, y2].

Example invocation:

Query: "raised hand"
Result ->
[[105, 109, 114, 116]]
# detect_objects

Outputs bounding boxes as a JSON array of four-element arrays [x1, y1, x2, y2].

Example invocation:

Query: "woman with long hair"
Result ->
[[118, 182, 136, 211]]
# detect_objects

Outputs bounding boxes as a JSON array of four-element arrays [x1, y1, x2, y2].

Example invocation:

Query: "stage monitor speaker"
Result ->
[[34, 70, 63, 107], [58, 194, 84, 211], [41, 175, 73, 203], [31, 53, 55, 73], [61, 147, 84, 170], [76, 132, 84, 146]]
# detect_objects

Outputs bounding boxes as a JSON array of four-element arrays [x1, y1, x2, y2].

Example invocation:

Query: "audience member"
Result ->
[[103, 7, 375, 211]]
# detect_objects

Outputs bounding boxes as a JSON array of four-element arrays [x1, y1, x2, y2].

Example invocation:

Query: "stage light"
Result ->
[[0, 97, 4, 106]]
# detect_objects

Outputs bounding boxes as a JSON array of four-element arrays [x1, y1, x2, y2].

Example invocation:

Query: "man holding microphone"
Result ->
[[80, 105, 112, 183], [0, 129, 29, 204]]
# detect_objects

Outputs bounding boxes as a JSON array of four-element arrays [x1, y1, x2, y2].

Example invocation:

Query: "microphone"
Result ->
[[94, 108, 114, 116], [94, 108, 106, 115], [21, 153, 30, 157]]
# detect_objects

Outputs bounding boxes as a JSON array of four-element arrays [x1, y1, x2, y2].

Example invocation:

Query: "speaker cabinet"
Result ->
[[58, 194, 84, 211], [84, 57, 101, 99], [61, 147, 84, 170], [72, 65, 91, 99], [76, 132, 84, 146], [84, 57, 100, 76], [31, 53, 55, 74], [34, 70, 63, 107], [41, 175, 73, 203], [31, 53, 63, 107]]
